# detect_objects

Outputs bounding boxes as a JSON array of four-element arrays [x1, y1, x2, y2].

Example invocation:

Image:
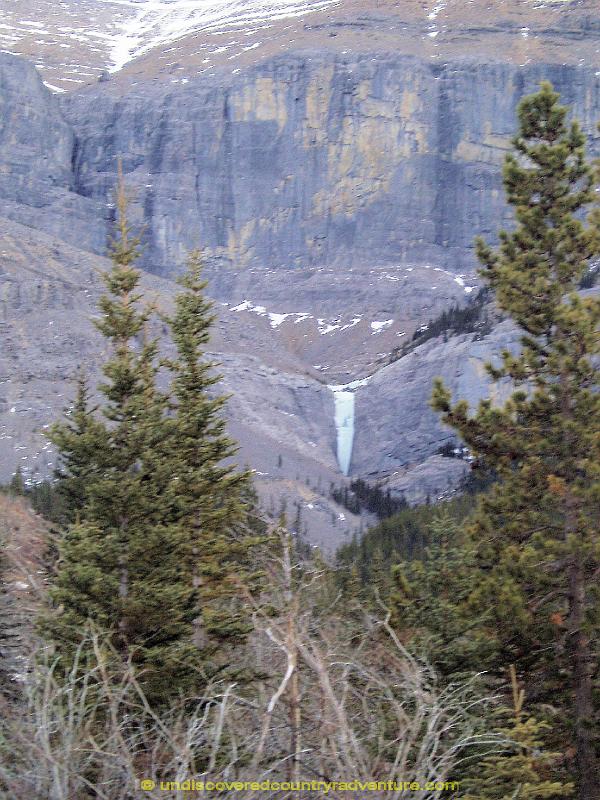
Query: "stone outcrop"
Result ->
[[1, 53, 598, 282], [351, 319, 521, 499], [0, 3, 599, 545], [0, 54, 102, 252], [61, 57, 600, 277]]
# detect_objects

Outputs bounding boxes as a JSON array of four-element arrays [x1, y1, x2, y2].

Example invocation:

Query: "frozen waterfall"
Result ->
[[331, 389, 355, 476], [328, 376, 371, 477]]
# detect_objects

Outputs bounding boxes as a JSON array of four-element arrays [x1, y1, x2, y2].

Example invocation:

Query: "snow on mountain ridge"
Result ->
[[0, 0, 592, 91], [0, 0, 339, 89], [105, 0, 340, 71]]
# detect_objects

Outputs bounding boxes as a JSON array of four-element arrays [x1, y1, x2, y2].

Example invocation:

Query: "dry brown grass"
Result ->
[[0, 524, 503, 800], [0, 493, 50, 600], [0, 494, 51, 708]]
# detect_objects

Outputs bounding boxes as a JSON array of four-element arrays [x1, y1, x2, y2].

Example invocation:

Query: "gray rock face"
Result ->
[[0, 54, 104, 252], [0, 213, 357, 549], [0, 198, 591, 545], [3, 36, 600, 284], [352, 319, 521, 480], [0, 53, 72, 206], [58, 57, 600, 277], [386, 456, 470, 507], [0, 7, 599, 545]]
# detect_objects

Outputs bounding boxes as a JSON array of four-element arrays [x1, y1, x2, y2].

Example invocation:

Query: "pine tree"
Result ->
[[44, 175, 199, 702], [463, 667, 574, 800], [390, 510, 494, 677], [158, 251, 258, 672], [432, 83, 600, 797]]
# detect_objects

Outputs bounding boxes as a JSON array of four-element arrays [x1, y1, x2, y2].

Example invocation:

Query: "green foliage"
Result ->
[[336, 491, 476, 591], [7, 468, 25, 497], [390, 510, 495, 677], [330, 477, 408, 519], [43, 182, 193, 702], [43, 185, 256, 704], [463, 715, 573, 800], [579, 265, 599, 289], [431, 82, 600, 793], [386, 287, 494, 366], [158, 251, 262, 674], [48, 373, 108, 525], [27, 479, 66, 524], [410, 287, 493, 344], [463, 669, 574, 800]]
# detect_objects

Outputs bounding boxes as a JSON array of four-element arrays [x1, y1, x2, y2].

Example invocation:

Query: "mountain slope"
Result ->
[[0, 494, 49, 699], [1, 0, 597, 92], [0, 0, 339, 90], [0, 4, 599, 547]]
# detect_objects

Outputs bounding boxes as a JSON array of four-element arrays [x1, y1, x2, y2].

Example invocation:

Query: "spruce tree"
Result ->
[[463, 668, 573, 800], [49, 372, 108, 524], [432, 83, 600, 797], [45, 185, 260, 701], [390, 510, 493, 678], [45, 177, 199, 702], [159, 251, 258, 673]]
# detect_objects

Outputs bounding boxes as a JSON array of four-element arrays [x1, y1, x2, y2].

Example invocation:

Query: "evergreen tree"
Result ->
[[44, 176, 199, 702], [463, 668, 573, 800], [340, 563, 364, 606], [8, 468, 25, 497], [28, 480, 65, 524], [390, 510, 494, 677], [49, 372, 107, 524], [367, 545, 390, 604], [158, 251, 258, 671], [432, 83, 600, 796], [335, 494, 476, 586]]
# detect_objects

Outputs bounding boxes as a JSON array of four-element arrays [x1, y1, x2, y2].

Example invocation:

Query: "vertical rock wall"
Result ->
[[61, 56, 600, 276]]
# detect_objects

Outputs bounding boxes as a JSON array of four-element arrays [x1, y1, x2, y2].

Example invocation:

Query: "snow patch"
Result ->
[[230, 300, 253, 312], [431, 267, 477, 294], [427, 2, 447, 21], [453, 274, 478, 294], [318, 318, 341, 335], [106, 0, 340, 72], [371, 319, 393, 334], [268, 312, 289, 329], [43, 81, 66, 93]]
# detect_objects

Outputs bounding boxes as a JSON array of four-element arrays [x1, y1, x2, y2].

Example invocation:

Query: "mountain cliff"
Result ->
[[0, 0, 599, 546], [4, 1, 600, 278]]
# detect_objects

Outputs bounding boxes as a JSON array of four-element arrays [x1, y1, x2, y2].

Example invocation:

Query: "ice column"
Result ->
[[328, 376, 371, 476]]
